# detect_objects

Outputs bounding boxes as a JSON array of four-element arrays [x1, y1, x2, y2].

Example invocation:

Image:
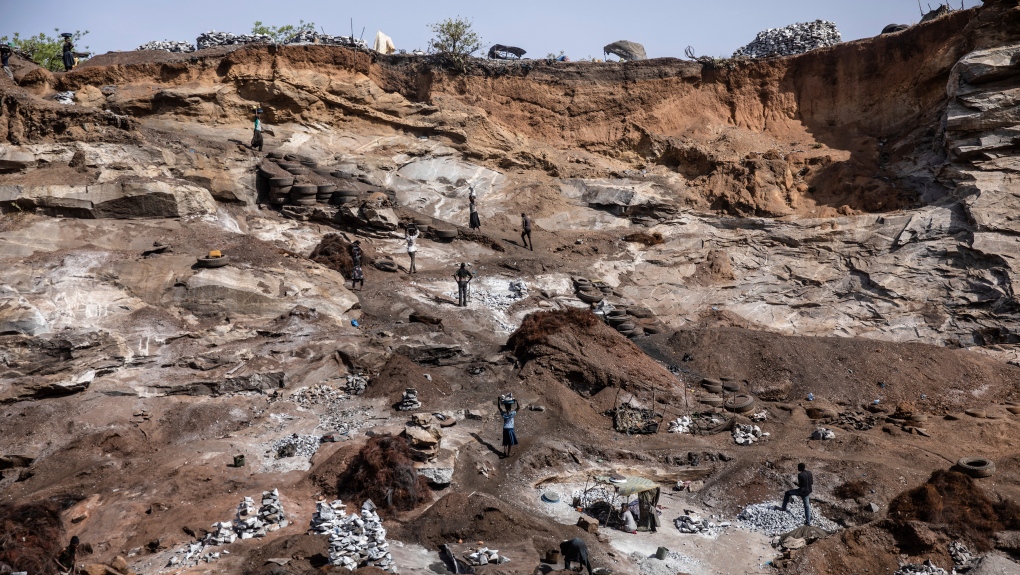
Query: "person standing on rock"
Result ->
[[250, 107, 264, 152], [559, 538, 593, 575], [520, 213, 533, 250], [1, 43, 12, 80], [454, 262, 472, 306], [405, 224, 420, 273], [54, 535, 79, 574], [780, 462, 813, 525], [497, 393, 519, 458], [469, 196, 481, 230]]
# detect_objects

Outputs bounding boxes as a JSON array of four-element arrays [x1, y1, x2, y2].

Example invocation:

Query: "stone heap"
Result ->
[[136, 40, 196, 53], [675, 511, 727, 534], [464, 547, 510, 566], [345, 373, 369, 395], [737, 501, 840, 535], [272, 433, 321, 459], [397, 388, 422, 411], [284, 30, 368, 48], [233, 489, 288, 538], [572, 485, 615, 508], [733, 424, 768, 445], [54, 92, 75, 106], [402, 413, 442, 461], [204, 521, 237, 546], [196, 31, 273, 50], [893, 561, 949, 575], [309, 499, 395, 571], [810, 427, 835, 440], [667, 416, 693, 433], [732, 20, 841, 59], [949, 541, 973, 569]]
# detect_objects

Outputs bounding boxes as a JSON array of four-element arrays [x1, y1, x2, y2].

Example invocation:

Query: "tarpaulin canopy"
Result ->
[[613, 476, 659, 496], [488, 44, 526, 59], [603, 40, 646, 61]]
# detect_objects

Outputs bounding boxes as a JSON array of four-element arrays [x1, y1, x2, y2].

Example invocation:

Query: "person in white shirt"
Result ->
[[405, 224, 420, 273]]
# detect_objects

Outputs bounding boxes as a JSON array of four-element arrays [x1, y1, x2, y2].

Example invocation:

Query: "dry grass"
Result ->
[[888, 470, 1020, 551], [337, 435, 431, 512], [622, 231, 664, 246], [309, 234, 372, 278], [0, 500, 65, 575], [507, 308, 599, 359]]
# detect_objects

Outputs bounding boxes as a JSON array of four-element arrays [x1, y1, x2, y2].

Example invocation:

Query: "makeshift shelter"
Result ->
[[613, 476, 661, 532], [373, 31, 396, 55], [603, 40, 646, 61], [488, 44, 526, 60]]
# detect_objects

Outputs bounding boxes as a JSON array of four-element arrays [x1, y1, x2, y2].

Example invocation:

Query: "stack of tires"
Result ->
[[574, 277, 603, 304], [290, 184, 318, 206], [316, 184, 336, 204], [433, 228, 458, 241], [268, 177, 293, 206], [413, 215, 431, 233]]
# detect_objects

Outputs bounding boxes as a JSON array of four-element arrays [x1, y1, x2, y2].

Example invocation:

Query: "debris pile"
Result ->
[[54, 92, 75, 105], [464, 547, 510, 566], [893, 561, 949, 575], [345, 373, 369, 395], [836, 411, 878, 431], [949, 541, 973, 569], [733, 20, 841, 58], [136, 40, 196, 52], [167, 542, 221, 566], [204, 521, 237, 545], [309, 499, 395, 572], [284, 30, 368, 48], [196, 31, 273, 50], [397, 388, 422, 411], [810, 427, 835, 440], [572, 486, 615, 508], [290, 384, 368, 434], [733, 424, 768, 445], [750, 410, 768, 422], [272, 433, 321, 459], [668, 416, 693, 434], [674, 511, 728, 535], [737, 501, 839, 536], [232, 489, 288, 539]]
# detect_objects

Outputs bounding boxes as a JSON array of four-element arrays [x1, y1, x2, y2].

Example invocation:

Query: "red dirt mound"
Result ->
[[508, 309, 681, 410], [362, 354, 452, 409], [888, 469, 1020, 551], [0, 500, 66, 575], [336, 435, 431, 512]]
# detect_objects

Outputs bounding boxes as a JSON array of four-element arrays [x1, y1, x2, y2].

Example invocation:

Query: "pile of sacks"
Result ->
[[464, 547, 510, 566], [668, 416, 694, 434], [674, 511, 728, 534], [284, 30, 367, 48], [397, 388, 422, 411], [733, 20, 842, 59], [137, 40, 196, 53], [196, 31, 273, 50], [310, 499, 395, 572], [733, 424, 768, 445]]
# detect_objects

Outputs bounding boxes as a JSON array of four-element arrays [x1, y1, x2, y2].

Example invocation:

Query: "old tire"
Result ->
[[413, 216, 432, 226], [722, 381, 741, 393], [617, 329, 637, 338], [1007, 406, 1020, 415], [291, 184, 317, 196], [628, 307, 653, 319], [267, 151, 284, 160], [643, 326, 663, 335], [434, 229, 458, 239], [286, 167, 308, 176], [701, 379, 723, 393], [374, 259, 398, 272], [277, 162, 300, 169], [724, 394, 756, 413], [700, 395, 724, 407], [607, 316, 630, 327], [317, 184, 336, 194], [577, 290, 603, 304], [270, 177, 294, 187], [196, 255, 230, 268], [300, 160, 318, 168], [957, 457, 996, 478], [964, 408, 987, 419], [615, 321, 636, 332], [292, 198, 317, 206]]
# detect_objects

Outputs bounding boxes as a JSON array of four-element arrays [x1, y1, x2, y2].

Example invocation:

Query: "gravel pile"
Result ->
[[631, 551, 701, 575], [572, 485, 616, 508], [894, 561, 949, 575], [310, 499, 395, 572], [284, 30, 368, 48], [733, 424, 768, 445], [464, 547, 510, 566], [457, 279, 528, 333], [667, 416, 693, 433], [290, 384, 369, 433], [137, 40, 195, 53], [272, 433, 321, 459], [737, 501, 840, 535], [54, 92, 75, 105], [196, 31, 273, 50], [733, 20, 841, 59], [674, 511, 729, 535]]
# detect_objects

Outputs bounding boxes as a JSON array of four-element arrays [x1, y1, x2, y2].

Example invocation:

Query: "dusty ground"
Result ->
[[2, 3, 1020, 575]]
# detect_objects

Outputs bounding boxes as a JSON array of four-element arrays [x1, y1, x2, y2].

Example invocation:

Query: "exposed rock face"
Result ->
[[0, 180, 217, 218]]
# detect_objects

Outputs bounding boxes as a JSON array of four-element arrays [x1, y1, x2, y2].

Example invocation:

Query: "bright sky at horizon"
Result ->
[[3, 0, 983, 61]]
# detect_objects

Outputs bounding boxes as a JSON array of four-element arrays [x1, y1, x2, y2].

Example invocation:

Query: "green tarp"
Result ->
[[613, 476, 658, 496]]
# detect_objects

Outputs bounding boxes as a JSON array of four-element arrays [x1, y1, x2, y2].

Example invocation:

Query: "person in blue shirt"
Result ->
[[251, 108, 264, 151], [497, 393, 519, 458]]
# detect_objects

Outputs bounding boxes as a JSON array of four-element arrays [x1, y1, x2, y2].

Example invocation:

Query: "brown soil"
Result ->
[[0, 500, 66, 575], [362, 354, 453, 410]]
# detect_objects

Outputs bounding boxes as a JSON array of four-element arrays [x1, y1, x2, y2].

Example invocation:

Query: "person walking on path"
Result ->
[[469, 197, 481, 230], [497, 393, 519, 458], [520, 213, 533, 250], [780, 462, 813, 525], [250, 107, 264, 151], [1, 43, 13, 80], [405, 224, 420, 274], [350, 264, 364, 291], [61, 36, 75, 72], [559, 538, 593, 575], [454, 262, 472, 307]]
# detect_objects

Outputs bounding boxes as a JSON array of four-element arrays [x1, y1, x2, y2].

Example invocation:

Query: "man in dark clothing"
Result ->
[[350, 240, 363, 267], [251, 108, 264, 151], [62, 38, 75, 71], [520, 213, 533, 250], [55, 535, 79, 573], [1, 43, 12, 80], [454, 263, 472, 307], [350, 265, 364, 290], [559, 538, 593, 575], [780, 462, 813, 525]]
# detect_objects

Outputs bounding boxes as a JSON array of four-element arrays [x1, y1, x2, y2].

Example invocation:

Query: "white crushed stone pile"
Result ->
[[737, 501, 840, 536], [451, 279, 528, 333], [310, 499, 395, 572], [196, 31, 273, 50], [168, 489, 286, 567], [668, 416, 693, 433], [54, 92, 75, 106], [271, 433, 321, 458], [674, 510, 730, 535], [630, 551, 701, 575], [733, 20, 842, 59], [572, 486, 616, 508], [285, 30, 368, 48], [894, 561, 949, 575], [733, 424, 768, 445], [751, 410, 768, 422], [137, 40, 195, 52], [810, 427, 835, 440], [463, 547, 510, 566], [290, 384, 369, 433]]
